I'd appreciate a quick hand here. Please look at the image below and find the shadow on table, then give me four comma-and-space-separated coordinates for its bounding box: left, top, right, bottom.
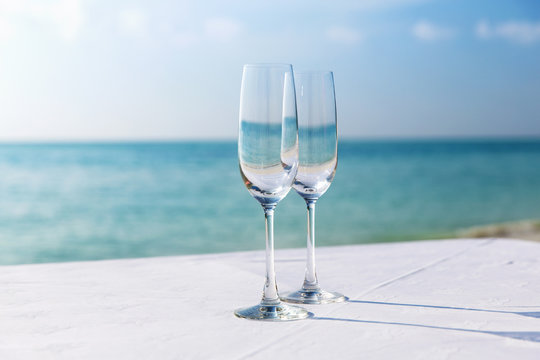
348, 300, 540, 319
313, 316, 540, 343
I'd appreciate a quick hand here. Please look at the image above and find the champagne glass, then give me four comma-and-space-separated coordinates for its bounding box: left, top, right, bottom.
281, 71, 347, 304
235, 64, 309, 321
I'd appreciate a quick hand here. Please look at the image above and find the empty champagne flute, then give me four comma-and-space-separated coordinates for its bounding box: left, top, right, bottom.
281, 71, 347, 304
235, 64, 310, 320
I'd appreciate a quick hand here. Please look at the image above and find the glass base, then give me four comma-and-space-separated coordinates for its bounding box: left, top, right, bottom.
281, 288, 348, 305
234, 301, 311, 321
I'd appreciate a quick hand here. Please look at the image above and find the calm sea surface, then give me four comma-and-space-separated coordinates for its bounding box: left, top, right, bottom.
1, 140, 539, 265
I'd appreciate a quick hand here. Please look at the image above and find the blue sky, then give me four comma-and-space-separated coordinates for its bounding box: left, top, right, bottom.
0, 0, 539, 140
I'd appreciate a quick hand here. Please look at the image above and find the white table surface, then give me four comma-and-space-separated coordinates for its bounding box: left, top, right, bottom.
1, 238, 539, 359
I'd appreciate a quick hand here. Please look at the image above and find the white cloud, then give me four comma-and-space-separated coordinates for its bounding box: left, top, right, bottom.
475, 20, 490, 39
204, 17, 241, 42
326, 26, 362, 44
118, 8, 147, 37
340, 0, 432, 11
0, 0, 84, 41
0, 17, 15, 41
51, 0, 83, 41
476, 20, 540, 45
412, 21, 455, 41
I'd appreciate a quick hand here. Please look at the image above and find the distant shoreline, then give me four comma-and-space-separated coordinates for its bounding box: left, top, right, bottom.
456, 219, 540, 242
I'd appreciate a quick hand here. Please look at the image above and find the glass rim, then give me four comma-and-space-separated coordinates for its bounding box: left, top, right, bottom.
294, 70, 334, 75
243, 63, 293, 69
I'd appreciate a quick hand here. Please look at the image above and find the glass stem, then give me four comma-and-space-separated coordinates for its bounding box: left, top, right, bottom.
303, 200, 320, 290
262, 204, 280, 304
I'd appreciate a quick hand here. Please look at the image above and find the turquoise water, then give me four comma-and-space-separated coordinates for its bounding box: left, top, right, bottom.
1, 139, 540, 265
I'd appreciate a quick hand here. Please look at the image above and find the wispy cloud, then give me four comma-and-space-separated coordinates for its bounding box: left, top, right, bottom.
326, 26, 362, 44
476, 20, 540, 45
204, 17, 242, 42
118, 8, 147, 38
412, 21, 455, 41
344, 0, 432, 11
116, 14, 241, 46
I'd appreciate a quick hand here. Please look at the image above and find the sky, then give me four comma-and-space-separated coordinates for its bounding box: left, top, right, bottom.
0, 0, 539, 140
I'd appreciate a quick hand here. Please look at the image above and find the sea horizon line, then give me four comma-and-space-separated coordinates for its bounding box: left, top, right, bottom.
1, 135, 540, 145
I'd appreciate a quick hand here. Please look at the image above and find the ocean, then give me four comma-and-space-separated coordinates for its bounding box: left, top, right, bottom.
1, 139, 539, 265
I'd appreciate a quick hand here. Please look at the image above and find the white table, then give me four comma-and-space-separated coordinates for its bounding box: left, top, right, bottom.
1, 238, 539, 359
